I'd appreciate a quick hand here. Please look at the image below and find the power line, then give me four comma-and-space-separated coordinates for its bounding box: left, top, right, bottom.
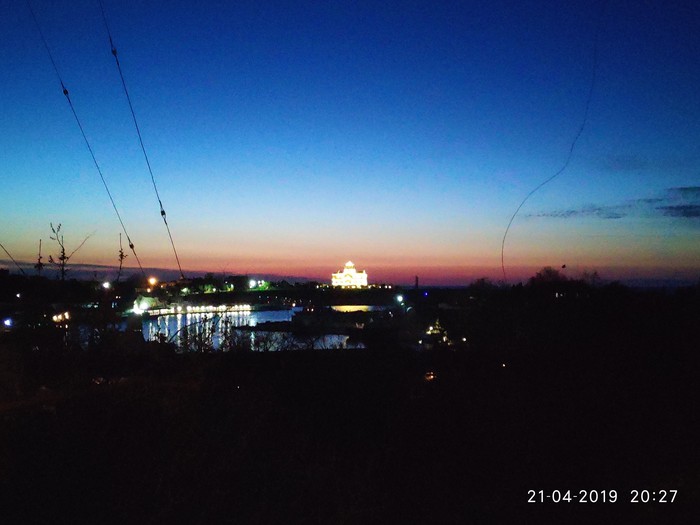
0, 242, 27, 275
25, 0, 146, 277
98, 0, 186, 280
500, 3, 607, 282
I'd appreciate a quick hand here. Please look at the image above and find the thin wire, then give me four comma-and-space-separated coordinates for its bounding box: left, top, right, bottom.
0, 242, 27, 275
500, 3, 607, 282
26, 0, 145, 277
98, 0, 186, 280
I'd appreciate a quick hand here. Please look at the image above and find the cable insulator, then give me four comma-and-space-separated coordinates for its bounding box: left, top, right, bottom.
27, 0, 146, 277
99, 0, 185, 279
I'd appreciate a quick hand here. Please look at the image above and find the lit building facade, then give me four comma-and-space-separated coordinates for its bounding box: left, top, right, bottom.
332, 261, 368, 288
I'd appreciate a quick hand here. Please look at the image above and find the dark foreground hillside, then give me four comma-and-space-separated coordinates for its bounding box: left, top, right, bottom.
1, 285, 699, 524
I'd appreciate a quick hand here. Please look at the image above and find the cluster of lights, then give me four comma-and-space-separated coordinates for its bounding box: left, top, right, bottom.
132, 301, 150, 315
136, 304, 253, 316
52, 311, 70, 323
185, 304, 252, 314
418, 335, 467, 347
141, 277, 160, 293
423, 323, 449, 344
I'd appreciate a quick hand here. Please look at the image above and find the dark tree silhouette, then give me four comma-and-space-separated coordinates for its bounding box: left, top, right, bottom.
48, 223, 91, 281
116, 233, 128, 283
34, 239, 44, 275
528, 266, 568, 285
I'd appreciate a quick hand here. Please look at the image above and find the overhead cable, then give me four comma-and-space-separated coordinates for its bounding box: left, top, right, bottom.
25, 0, 145, 277
98, 0, 186, 280
0, 242, 27, 275
500, 2, 607, 282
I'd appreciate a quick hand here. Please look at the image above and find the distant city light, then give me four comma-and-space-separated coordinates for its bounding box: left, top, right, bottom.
140, 304, 252, 317
249, 279, 257, 288
102, 282, 111, 289
3, 318, 12, 327
132, 299, 151, 315
16, 293, 20, 298
51, 311, 70, 323
331, 261, 368, 288
396, 295, 404, 303
148, 277, 158, 286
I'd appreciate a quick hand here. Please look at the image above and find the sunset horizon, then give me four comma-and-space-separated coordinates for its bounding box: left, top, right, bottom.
2, 0, 698, 286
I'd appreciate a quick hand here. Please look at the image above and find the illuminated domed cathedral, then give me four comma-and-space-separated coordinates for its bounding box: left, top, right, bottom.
331, 261, 368, 288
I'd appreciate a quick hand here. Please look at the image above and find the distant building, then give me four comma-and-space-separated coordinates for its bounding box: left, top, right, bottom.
332, 261, 368, 288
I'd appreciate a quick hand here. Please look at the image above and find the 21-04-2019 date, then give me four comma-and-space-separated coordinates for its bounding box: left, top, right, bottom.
527, 489, 678, 503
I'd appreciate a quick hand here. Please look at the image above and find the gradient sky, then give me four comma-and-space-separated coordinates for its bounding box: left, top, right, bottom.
2, 0, 699, 284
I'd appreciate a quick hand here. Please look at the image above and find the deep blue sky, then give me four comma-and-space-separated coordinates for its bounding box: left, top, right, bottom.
2, 0, 699, 283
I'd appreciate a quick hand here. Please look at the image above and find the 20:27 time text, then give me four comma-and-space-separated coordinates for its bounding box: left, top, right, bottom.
527, 489, 678, 503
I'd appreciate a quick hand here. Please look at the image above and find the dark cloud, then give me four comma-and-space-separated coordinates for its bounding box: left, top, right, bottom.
657, 205, 700, 218
530, 186, 700, 223
529, 205, 627, 220
599, 155, 697, 173
597, 210, 625, 219
530, 209, 579, 219
667, 186, 700, 198
601, 154, 648, 172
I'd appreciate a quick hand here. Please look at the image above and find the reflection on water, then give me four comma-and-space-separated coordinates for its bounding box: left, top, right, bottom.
142, 308, 364, 351
330, 305, 386, 313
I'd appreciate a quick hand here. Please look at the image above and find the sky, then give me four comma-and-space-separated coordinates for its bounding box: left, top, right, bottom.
1, 0, 699, 285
